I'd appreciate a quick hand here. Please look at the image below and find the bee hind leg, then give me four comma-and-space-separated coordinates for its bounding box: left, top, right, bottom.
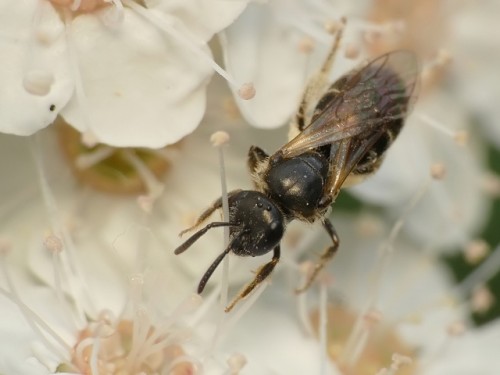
295, 218, 339, 293
292, 18, 346, 133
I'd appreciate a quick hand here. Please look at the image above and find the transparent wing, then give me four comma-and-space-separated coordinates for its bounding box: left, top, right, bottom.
326, 128, 387, 197
280, 51, 419, 158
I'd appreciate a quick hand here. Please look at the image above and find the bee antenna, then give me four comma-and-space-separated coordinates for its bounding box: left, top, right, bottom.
174, 222, 236, 255
198, 246, 232, 293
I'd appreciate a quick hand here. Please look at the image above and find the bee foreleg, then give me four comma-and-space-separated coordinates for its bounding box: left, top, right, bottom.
225, 245, 281, 312
179, 190, 241, 236
295, 218, 339, 293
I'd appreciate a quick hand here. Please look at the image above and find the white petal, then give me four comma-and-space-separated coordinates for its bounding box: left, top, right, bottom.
0, 0, 74, 135
425, 320, 500, 375
220, 287, 341, 375
60, 8, 213, 148
349, 93, 489, 249
326, 214, 470, 355
220, 3, 319, 128
450, 0, 500, 148
145, 0, 249, 41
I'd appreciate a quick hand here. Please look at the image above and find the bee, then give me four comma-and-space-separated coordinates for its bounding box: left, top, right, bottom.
174, 27, 419, 312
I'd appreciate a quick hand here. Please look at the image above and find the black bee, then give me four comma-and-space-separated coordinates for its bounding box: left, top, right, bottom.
175, 33, 419, 312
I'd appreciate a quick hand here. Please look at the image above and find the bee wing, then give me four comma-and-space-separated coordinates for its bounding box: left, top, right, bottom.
326, 127, 387, 197
280, 51, 419, 158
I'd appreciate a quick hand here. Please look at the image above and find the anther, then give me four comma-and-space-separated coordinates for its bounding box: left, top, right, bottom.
210, 131, 230, 147
23, 70, 55, 96
97, 309, 115, 326
464, 239, 490, 264
44, 234, 64, 254
471, 285, 494, 314
179, 293, 203, 314
436, 49, 452, 67
356, 213, 383, 237
420, 49, 452, 89
453, 130, 469, 146
81, 131, 99, 148
390, 353, 412, 370
324, 19, 343, 34
344, 43, 360, 59
137, 195, 154, 213
481, 172, 500, 197
446, 321, 466, 336
237, 83, 256, 100
363, 309, 382, 328
0, 238, 11, 256
430, 162, 446, 180
227, 352, 247, 374
298, 36, 315, 54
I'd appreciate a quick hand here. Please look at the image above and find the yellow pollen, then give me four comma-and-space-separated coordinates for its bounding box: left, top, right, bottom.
310, 306, 417, 375
56, 119, 173, 195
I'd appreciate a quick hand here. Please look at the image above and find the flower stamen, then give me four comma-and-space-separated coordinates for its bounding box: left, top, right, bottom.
57, 122, 171, 196
417, 113, 469, 146
31, 135, 97, 319
211, 131, 231, 307
0, 253, 72, 360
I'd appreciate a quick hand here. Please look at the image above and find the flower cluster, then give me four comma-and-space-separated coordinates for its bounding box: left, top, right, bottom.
1, 1, 499, 374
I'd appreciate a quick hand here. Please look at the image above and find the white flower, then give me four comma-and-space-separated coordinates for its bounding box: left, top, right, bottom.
0, 0, 247, 147
0, 97, 326, 373
2, 167, 500, 375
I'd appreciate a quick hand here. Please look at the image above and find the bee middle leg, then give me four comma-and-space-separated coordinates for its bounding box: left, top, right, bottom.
225, 245, 281, 312
295, 218, 339, 293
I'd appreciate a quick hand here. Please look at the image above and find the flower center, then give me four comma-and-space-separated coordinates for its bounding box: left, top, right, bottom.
55, 318, 194, 374
56, 119, 172, 195
310, 306, 417, 375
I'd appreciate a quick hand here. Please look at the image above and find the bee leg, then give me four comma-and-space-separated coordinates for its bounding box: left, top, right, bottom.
292, 17, 346, 133
295, 219, 339, 293
179, 190, 242, 236
225, 245, 281, 312
248, 145, 269, 174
